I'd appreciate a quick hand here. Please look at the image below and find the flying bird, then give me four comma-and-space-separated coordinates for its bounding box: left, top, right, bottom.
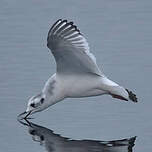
19, 19, 137, 119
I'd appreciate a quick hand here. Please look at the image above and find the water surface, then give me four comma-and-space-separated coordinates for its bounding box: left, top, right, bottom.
0, 0, 152, 151
18, 119, 136, 152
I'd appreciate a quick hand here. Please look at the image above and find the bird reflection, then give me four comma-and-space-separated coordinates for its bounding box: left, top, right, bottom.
18, 119, 136, 152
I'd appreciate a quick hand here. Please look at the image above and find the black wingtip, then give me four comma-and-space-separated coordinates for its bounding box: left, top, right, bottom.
126, 89, 138, 103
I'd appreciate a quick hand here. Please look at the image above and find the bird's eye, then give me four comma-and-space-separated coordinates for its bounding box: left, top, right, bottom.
40, 98, 44, 104
30, 103, 35, 108
30, 130, 36, 135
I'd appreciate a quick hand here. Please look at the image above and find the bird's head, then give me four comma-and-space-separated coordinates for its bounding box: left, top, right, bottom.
18, 93, 48, 119
27, 93, 46, 113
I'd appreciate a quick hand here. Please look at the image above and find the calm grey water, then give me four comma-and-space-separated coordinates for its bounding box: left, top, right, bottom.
0, 0, 152, 151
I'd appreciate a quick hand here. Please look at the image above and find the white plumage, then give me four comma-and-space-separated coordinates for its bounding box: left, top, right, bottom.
18, 19, 137, 119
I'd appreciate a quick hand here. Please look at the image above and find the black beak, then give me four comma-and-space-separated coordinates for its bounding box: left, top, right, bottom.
17, 116, 33, 127
17, 111, 32, 120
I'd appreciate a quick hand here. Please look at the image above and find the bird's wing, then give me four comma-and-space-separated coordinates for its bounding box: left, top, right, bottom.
47, 19, 103, 76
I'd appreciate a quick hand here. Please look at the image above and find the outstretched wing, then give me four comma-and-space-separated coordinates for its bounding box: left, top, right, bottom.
47, 19, 102, 76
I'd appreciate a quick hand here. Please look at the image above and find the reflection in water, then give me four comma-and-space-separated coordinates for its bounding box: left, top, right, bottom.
18, 119, 136, 152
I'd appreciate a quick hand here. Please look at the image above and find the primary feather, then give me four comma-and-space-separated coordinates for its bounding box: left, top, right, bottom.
47, 19, 102, 76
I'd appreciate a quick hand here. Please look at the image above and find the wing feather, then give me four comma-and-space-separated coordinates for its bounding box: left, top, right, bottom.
47, 19, 102, 76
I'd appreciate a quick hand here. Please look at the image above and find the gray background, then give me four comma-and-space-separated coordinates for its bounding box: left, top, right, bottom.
0, 0, 152, 151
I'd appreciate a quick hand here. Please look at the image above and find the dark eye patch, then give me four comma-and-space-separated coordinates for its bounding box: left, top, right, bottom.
29, 130, 36, 135
30, 103, 35, 108
40, 98, 44, 104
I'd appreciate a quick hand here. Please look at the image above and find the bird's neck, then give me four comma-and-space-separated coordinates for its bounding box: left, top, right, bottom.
42, 74, 65, 107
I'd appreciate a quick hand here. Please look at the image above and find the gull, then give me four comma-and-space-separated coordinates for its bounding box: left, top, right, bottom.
18, 19, 137, 119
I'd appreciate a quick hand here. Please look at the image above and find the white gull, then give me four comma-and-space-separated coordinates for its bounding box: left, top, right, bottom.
19, 19, 137, 119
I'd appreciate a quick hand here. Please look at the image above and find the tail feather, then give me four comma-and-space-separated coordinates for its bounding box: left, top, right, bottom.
125, 89, 138, 103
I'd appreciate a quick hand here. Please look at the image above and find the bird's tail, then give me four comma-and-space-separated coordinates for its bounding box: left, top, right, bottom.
108, 85, 138, 103
100, 77, 138, 102
125, 89, 138, 103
